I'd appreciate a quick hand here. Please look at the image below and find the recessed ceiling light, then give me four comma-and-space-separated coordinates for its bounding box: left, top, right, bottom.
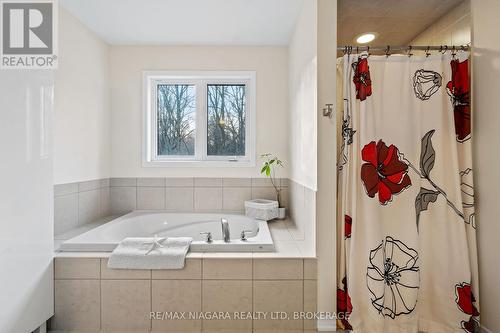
356, 33, 376, 44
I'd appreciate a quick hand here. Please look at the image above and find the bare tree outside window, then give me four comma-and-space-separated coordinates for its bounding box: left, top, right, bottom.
207, 84, 246, 156
157, 84, 196, 155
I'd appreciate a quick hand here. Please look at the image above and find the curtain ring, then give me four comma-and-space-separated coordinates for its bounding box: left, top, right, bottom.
452, 46, 457, 59
407, 45, 413, 57
443, 45, 448, 54
385, 45, 391, 58
425, 46, 431, 57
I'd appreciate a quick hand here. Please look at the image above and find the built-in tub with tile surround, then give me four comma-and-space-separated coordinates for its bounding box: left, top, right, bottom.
59, 210, 274, 252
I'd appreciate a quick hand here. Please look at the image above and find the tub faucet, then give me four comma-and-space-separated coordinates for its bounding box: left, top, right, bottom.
221, 218, 230, 243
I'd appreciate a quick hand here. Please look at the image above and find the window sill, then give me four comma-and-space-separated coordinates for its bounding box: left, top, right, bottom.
142, 159, 256, 168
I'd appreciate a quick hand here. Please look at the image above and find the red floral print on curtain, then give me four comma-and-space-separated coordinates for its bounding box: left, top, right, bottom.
353, 57, 372, 101
360, 140, 412, 205
337, 277, 353, 330
345, 215, 352, 238
455, 282, 480, 332
446, 59, 471, 142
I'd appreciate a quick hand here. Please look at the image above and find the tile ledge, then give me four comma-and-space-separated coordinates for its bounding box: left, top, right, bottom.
54, 250, 316, 259
54, 215, 119, 241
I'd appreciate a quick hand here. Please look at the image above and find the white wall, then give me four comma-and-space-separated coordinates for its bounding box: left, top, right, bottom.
288, 1, 338, 330
316, 0, 337, 330
471, 1, 500, 332
288, 0, 317, 191
0, 71, 54, 333
54, 8, 110, 184
109, 46, 288, 178
286, 0, 318, 261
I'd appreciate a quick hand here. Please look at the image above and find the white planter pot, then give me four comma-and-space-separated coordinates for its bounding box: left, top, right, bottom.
277, 207, 286, 219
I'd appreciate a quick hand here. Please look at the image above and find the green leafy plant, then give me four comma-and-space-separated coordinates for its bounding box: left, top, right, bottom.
260, 153, 284, 207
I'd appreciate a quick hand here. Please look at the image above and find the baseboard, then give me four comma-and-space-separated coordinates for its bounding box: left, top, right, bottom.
317, 319, 337, 331
315, 320, 491, 333
481, 325, 493, 333
32, 322, 46, 333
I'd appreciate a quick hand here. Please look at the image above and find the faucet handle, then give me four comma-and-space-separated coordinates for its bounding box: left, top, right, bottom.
240, 230, 253, 241
200, 232, 213, 243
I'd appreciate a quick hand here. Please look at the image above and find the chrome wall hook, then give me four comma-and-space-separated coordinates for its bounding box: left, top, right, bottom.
323, 104, 334, 118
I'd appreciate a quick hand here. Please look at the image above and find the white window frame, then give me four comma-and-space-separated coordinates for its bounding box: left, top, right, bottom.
143, 71, 256, 167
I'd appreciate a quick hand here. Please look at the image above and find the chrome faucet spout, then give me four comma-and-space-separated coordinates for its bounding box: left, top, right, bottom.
221, 218, 230, 243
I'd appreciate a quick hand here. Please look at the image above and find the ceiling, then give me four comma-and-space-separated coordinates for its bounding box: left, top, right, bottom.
338, 0, 465, 47
59, 0, 304, 45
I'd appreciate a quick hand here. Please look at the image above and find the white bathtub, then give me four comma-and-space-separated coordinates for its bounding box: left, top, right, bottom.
59, 211, 274, 252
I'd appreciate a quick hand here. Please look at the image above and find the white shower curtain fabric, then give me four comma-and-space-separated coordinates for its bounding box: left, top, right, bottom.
336, 52, 479, 333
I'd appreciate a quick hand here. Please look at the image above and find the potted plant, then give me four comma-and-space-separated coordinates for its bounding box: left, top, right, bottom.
260, 153, 286, 219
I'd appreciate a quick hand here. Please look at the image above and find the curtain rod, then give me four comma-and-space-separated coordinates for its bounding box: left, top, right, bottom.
337, 45, 469, 53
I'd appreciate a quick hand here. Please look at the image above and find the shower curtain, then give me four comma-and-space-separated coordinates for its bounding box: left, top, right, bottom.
336, 52, 479, 333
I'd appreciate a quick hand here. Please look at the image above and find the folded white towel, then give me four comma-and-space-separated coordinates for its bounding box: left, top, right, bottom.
108, 236, 193, 270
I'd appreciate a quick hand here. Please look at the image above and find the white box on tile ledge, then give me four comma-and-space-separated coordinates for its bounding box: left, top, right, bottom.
277, 207, 286, 219
245, 199, 279, 220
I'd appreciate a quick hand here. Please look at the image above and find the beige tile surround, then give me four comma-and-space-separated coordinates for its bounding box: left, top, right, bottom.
54, 179, 111, 235
107, 177, 290, 215
51, 257, 318, 333
54, 177, 292, 235
54, 177, 317, 256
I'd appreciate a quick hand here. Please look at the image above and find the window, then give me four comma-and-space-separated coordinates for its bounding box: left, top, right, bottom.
207, 84, 246, 157
156, 84, 196, 156
143, 71, 255, 166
